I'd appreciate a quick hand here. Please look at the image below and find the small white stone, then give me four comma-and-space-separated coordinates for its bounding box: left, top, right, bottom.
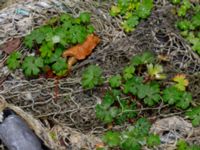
36, 2, 51, 8
52, 35, 60, 44
2, 66, 9, 75
24, 92, 33, 101
28, 53, 35, 56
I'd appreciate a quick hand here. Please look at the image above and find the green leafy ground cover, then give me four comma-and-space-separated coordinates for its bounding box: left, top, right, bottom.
101, 118, 160, 150
110, 0, 200, 57
177, 139, 200, 150
110, 0, 153, 32
6, 12, 94, 77
170, 0, 200, 55
81, 51, 200, 149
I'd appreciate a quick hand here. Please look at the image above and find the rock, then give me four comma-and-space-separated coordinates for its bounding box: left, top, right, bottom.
150, 116, 193, 144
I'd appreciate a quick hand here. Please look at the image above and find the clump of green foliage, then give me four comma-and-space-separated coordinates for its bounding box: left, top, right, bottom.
22, 56, 44, 76
95, 89, 137, 124
171, 0, 191, 16
177, 139, 200, 150
6, 12, 94, 77
171, 0, 200, 55
102, 118, 160, 150
82, 52, 193, 124
81, 51, 196, 149
186, 106, 200, 127
81, 65, 104, 89
6, 51, 21, 70
110, 0, 153, 32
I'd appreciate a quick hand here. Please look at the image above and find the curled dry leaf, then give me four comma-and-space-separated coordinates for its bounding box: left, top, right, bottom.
1, 38, 21, 54
62, 34, 100, 70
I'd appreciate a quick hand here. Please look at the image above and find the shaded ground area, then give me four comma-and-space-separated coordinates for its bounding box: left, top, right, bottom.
0, 0, 200, 149
0, 0, 19, 9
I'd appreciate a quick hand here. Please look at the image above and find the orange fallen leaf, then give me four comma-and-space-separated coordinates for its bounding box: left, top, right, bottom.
62, 34, 100, 70
95, 142, 105, 149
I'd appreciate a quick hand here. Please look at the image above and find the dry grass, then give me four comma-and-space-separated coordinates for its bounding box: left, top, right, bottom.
0, 0, 22, 10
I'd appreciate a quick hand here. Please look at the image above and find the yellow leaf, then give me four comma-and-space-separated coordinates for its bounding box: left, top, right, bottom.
172, 74, 189, 91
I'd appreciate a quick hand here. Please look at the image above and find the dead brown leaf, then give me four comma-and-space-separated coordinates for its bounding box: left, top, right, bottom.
0, 38, 21, 54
